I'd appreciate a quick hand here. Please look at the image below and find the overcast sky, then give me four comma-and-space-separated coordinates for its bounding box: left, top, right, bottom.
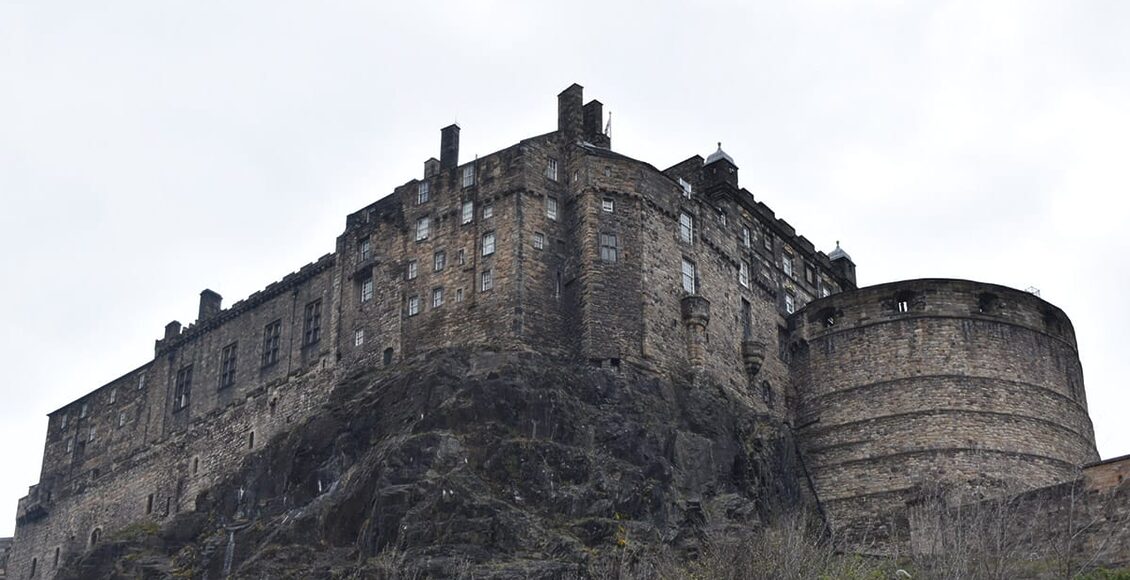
2, 1, 1128, 537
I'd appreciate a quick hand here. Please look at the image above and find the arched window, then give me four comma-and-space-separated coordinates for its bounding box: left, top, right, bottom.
90, 527, 102, 546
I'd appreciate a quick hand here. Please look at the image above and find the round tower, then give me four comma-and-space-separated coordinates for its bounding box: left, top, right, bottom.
790, 279, 1098, 547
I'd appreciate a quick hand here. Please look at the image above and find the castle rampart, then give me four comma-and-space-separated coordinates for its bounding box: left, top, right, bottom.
790, 279, 1098, 545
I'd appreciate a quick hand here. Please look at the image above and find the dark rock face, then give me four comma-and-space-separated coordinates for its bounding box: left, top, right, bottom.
57, 350, 807, 578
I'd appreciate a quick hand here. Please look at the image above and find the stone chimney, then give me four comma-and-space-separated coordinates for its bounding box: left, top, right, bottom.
198, 289, 222, 322
440, 124, 460, 170
558, 84, 584, 142
164, 320, 182, 340
424, 157, 440, 178
583, 100, 610, 148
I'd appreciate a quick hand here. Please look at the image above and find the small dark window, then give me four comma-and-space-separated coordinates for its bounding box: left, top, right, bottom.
761, 380, 774, 406
30, 557, 37, 577
304, 300, 322, 346
262, 320, 282, 367
248, 431, 255, 449
741, 298, 752, 339
193, 457, 199, 474
174, 365, 193, 411
894, 291, 915, 314
978, 293, 999, 314
146, 494, 154, 514
383, 347, 393, 366
53, 547, 60, 568
219, 342, 237, 390
90, 528, 101, 546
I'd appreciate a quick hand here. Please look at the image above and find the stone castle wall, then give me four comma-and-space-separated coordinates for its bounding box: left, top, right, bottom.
7, 85, 1104, 578
791, 279, 1099, 545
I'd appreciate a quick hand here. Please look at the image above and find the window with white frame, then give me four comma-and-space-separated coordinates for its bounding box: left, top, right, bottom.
434, 251, 445, 272
455, 288, 464, 302
483, 203, 493, 219
462, 201, 474, 224
681, 259, 696, 294
360, 278, 374, 303
602, 198, 614, 213
415, 217, 430, 241
599, 233, 618, 262
417, 181, 429, 204
742, 226, 751, 248
353, 328, 365, 346
546, 197, 558, 220
408, 295, 420, 316
407, 260, 418, 280
678, 178, 692, 198
782, 254, 794, 278
679, 212, 694, 243
547, 158, 558, 181
718, 210, 727, 226
481, 269, 493, 292
533, 232, 545, 250
740, 260, 750, 288
482, 232, 495, 256
462, 165, 475, 187
785, 292, 796, 314
432, 287, 444, 308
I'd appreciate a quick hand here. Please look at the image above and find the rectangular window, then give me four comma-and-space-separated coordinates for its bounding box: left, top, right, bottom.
434, 251, 446, 272
359, 238, 371, 261
805, 264, 817, 285
174, 365, 193, 410
138, 373, 146, 390
80, 403, 87, 418
681, 259, 696, 294
417, 181, 429, 204
408, 295, 420, 316
785, 293, 796, 314
415, 217, 430, 241
109, 389, 116, 404
602, 198, 614, 213
60, 414, 68, 430
432, 287, 444, 308
741, 298, 752, 338
678, 177, 693, 198
481, 269, 493, 292
407, 260, 418, 280
303, 299, 322, 346
782, 254, 794, 278
89, 427, 96, 442
353, 328, 365, 346
455, 288, 464, 302
457, 248, 465, 265
547, 158, 558, 181
219, 342, 237, 390
462, 201, 474, 224
718, 210, 727, 226
679, 212, 694, 243
482, 204, 493, 219
546, 197, 558, 221
482, 231, 495, 256
599, 233, 618, 263
740, 260, 750, 288
360, 277, 374, 302
533, 232, 545, 250
262, 320, 281, 367
742, 226, 751, 248
118, 412, 127, 428
462, 165, 475, 187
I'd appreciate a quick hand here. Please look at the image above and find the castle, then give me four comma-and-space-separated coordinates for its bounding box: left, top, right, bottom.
7, 84, 1118, 577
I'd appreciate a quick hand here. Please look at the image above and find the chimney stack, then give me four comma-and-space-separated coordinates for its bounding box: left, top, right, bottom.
198, 289, 222, 322
164, 320, 182, 340
440, 124, 460, 170
583, 99, 610, 148
558, 84, 584, 142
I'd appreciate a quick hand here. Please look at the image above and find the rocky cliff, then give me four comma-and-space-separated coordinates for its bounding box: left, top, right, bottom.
56, 349, 808, 579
